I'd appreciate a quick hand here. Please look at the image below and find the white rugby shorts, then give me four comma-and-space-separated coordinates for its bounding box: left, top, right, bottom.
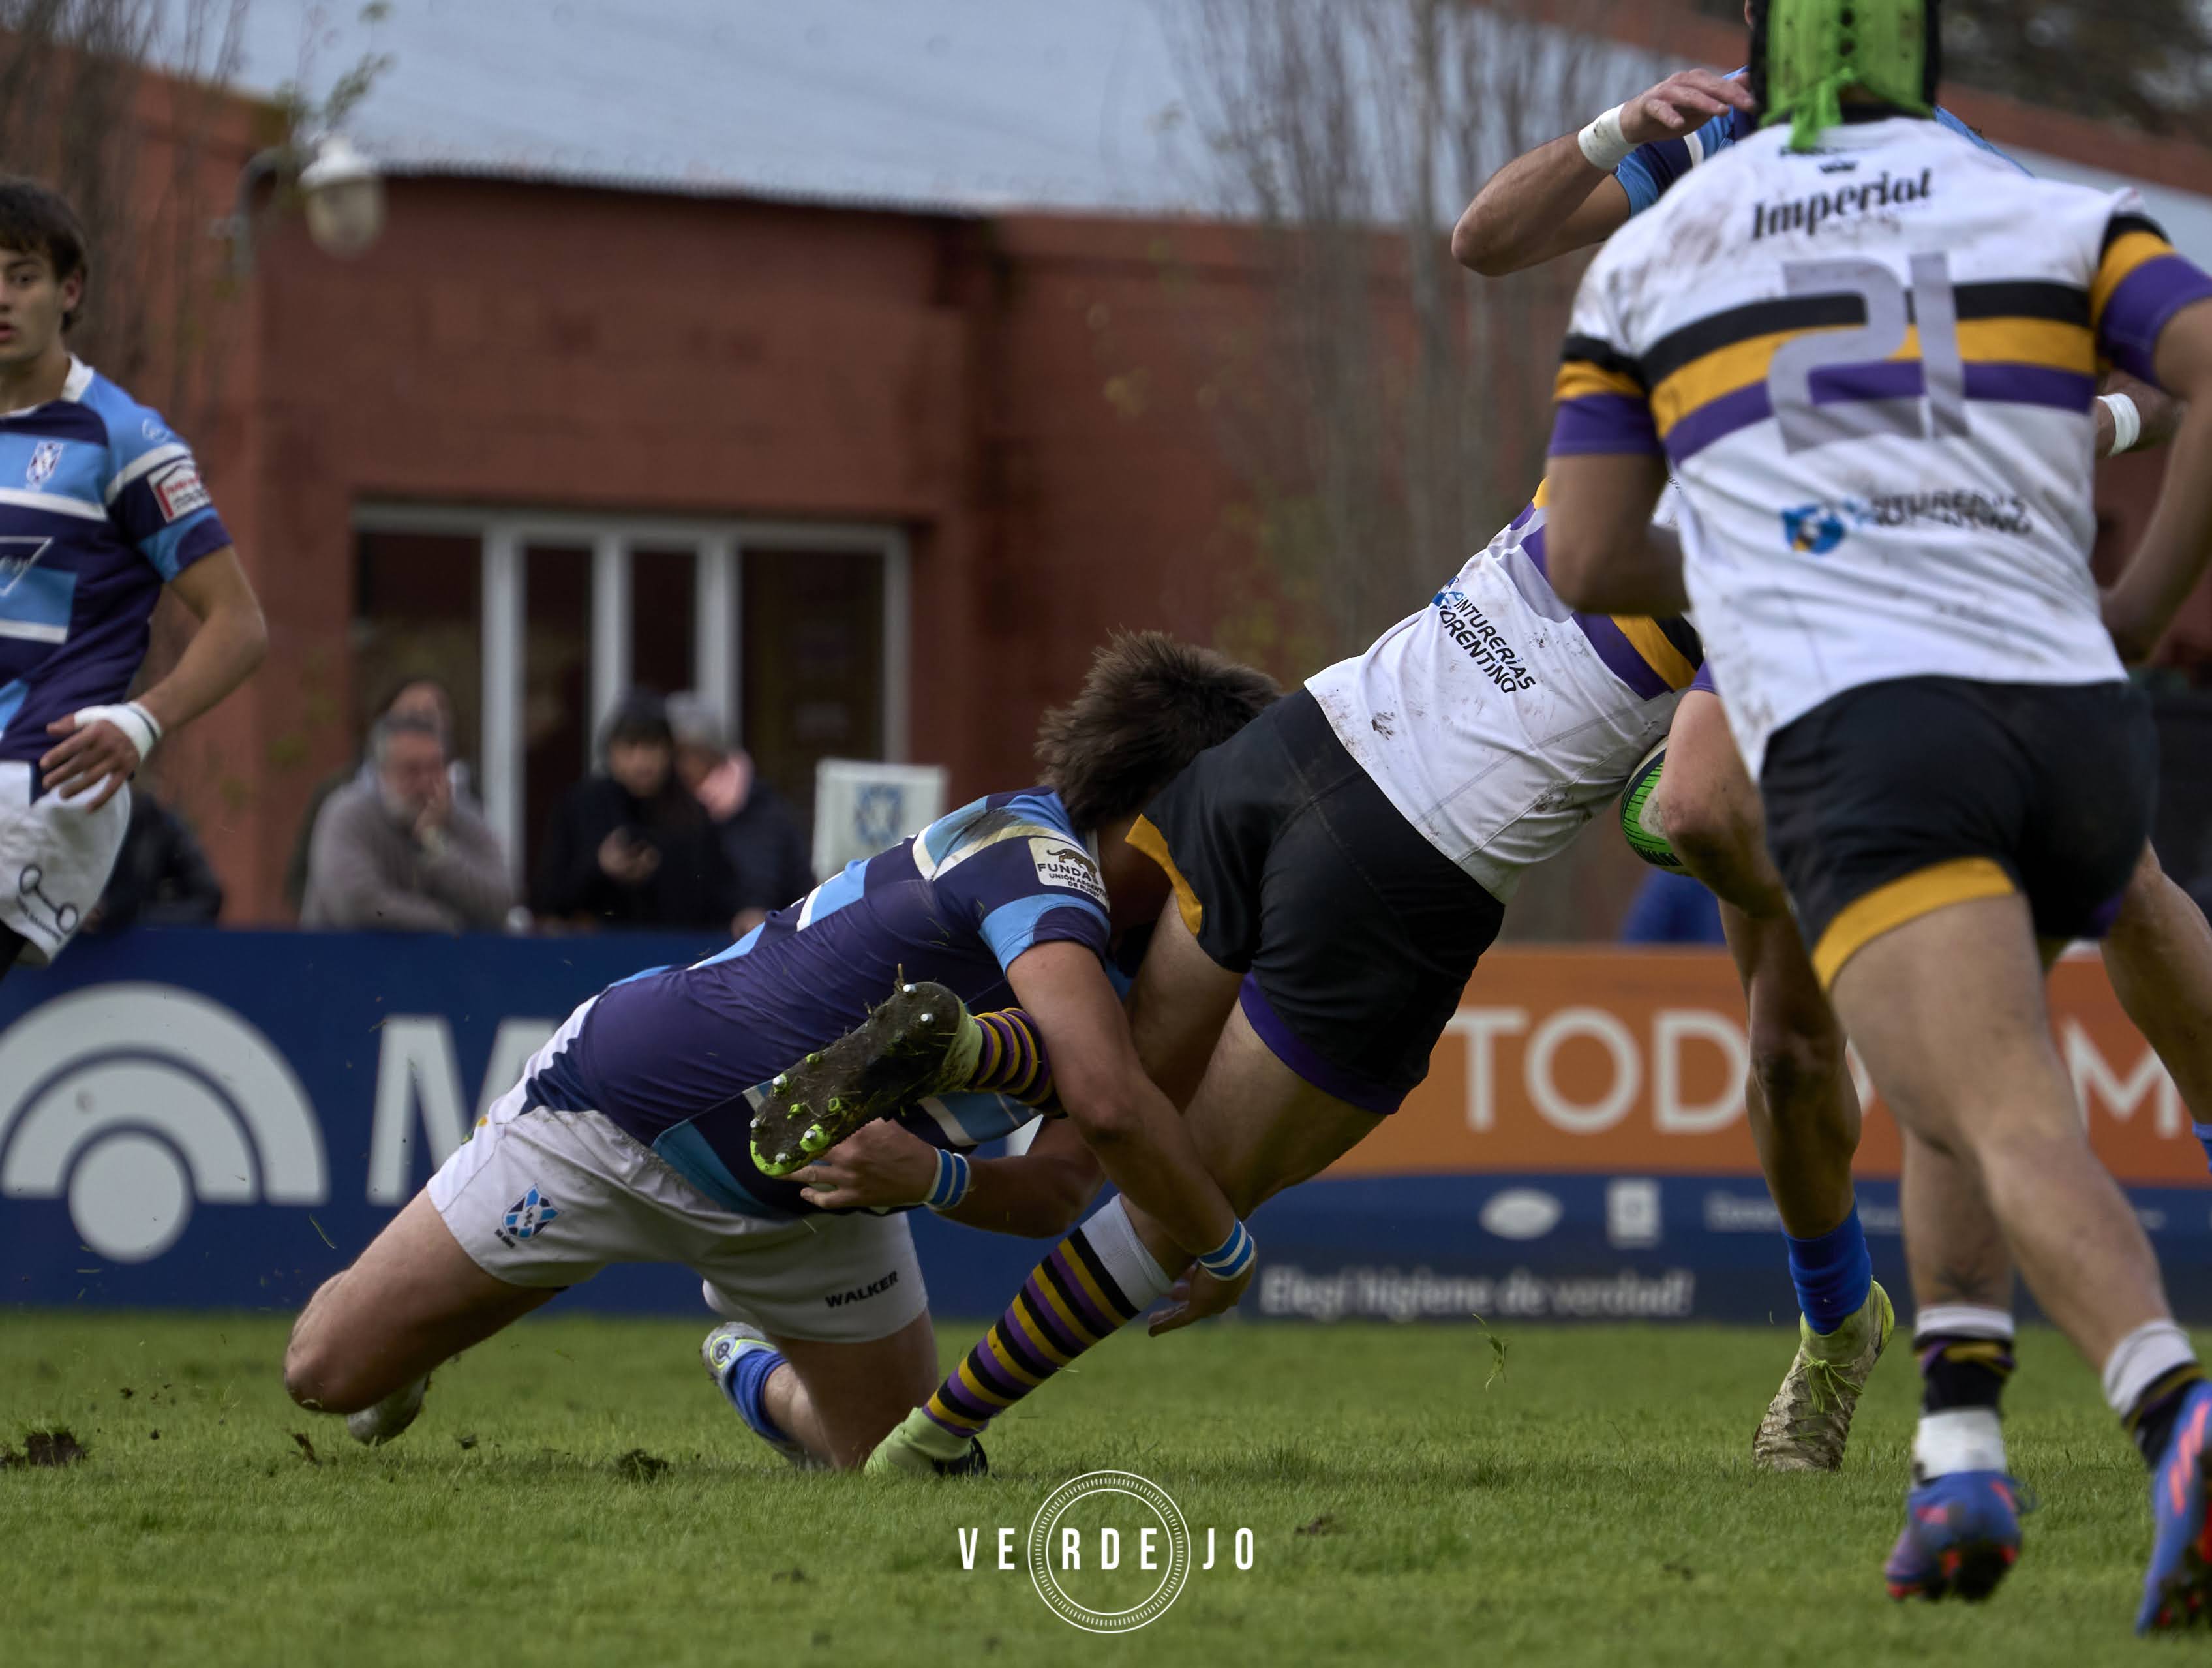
0, 761, 129, 967
427, 1079, 928, 1346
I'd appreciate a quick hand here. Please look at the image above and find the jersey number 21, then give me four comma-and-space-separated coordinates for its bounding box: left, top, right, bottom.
1768, 255, 1968, 453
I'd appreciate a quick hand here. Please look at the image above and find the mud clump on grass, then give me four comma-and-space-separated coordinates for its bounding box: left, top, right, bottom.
615, 1448, 671, 1483
1, 1429, 89, 1468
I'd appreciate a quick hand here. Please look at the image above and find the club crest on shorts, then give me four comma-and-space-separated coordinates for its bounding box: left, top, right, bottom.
23, 440, 61, 488
497, 1186, 559, 1246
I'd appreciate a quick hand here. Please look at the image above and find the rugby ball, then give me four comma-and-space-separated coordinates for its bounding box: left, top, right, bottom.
1618, 741, 1683, 870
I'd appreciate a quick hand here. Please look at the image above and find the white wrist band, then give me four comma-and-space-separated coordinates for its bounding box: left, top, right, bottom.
1577, 104, 1633, 172
2099, 392, 2143, 456
71, 700, 162, 765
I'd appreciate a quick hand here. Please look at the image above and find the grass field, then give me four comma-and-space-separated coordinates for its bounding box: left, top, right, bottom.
0, 1311, 2195, 1667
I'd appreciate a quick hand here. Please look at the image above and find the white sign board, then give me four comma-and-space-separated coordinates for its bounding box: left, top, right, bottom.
812, 759, 949, 879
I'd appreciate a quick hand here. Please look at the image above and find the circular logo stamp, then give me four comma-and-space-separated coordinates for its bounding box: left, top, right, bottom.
1026, 1470, 1192, 1633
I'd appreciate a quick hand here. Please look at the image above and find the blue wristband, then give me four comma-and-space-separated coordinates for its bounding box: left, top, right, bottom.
1196, 1219, 1255, 1281
926, 1149, 972, 1213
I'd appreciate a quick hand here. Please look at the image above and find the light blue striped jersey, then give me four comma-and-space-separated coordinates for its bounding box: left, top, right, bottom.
0, 357, 232, 768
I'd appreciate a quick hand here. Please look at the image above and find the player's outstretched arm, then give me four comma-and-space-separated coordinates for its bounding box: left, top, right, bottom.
1449, 69, 1751, 276
40, 547, 267, 806
796, 1117, 1102, 1238
1005, 939, 1241, 1266
2104, 299, 2212, 662
1542, 451, 1683, 616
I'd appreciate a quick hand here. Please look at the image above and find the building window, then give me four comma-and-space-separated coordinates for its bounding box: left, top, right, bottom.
348, 508, 909, 885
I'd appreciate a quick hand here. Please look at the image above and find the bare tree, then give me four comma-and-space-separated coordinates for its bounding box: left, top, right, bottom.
1166, 0, 1661, 671
0, 1, 252, 434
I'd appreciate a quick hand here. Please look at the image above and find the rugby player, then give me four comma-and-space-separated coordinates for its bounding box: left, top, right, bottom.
280, 635, 1277, 1470
1538, 0, 2212, 1626
0, 178, 265, 975
853, 498, 1713, 1473
1453, 15, 2212, 1475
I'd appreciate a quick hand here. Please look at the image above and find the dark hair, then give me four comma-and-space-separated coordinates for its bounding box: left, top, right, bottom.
600, 689, 674, 756
0, 177, 88, 331
370, 711, 447, 765
1747, 0, 1941, 123
1036, 631, 1279, 832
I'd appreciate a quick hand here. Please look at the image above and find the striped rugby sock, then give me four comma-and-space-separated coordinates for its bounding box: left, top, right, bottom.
967, 1008, 1057, 1107
924, 1197, 1170, 1439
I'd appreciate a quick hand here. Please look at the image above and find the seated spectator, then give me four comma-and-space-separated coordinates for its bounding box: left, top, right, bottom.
667, 691, 814, 933
531, 691, 739, 932
284, 678, 477, 915
84, 787, 225, 933
1619, 869, 1725, 945
301, 712, 513, 932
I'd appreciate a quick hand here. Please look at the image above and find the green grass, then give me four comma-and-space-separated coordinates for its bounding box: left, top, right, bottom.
0, 1311, 2192, 1666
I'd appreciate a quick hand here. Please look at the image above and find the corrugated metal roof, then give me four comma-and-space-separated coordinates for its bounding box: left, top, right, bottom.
232, 0, 1209, 215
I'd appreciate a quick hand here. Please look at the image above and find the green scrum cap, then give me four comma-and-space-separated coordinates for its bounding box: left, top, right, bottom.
1753, 0, 1937, 152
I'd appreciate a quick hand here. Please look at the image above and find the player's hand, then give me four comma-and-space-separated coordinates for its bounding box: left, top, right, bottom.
1147, 1262, 1253, 1336
414, 771, 453, 842
39, 715, 137, 809
598, 829, 659, 885
796, 1119, 937, 1210
1618, 69, 1753, 146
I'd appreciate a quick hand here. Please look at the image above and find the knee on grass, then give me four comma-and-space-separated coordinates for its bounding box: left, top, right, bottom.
282, 1324, 384, 1415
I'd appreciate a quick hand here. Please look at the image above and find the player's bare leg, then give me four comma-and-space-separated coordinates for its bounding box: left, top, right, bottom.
1124, 903, 1247, 1110
2104, 842, 2212, 1135
706, 1312, 943, 1470
1654, 690, 1889, 1468
284, 1190, 557, 1437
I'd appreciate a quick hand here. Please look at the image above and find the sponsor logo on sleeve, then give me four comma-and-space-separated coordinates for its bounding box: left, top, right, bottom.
1029, 837, 1108, 905
149, 457, 211, 523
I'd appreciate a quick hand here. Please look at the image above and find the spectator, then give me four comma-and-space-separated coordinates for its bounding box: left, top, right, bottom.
1619, 869, 1725, 945
532, 691, 740, 932
301, 712, 513, 932
667, 691, 813, 932
284, 678, 476, 914
84, 787, 225, 933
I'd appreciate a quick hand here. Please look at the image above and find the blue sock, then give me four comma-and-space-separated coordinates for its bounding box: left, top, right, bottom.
1785, 1202, 1873, 1335
721, 1342, 795, 1447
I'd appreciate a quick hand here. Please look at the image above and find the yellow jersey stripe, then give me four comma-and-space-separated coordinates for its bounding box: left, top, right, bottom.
1812, 857, 2017, 989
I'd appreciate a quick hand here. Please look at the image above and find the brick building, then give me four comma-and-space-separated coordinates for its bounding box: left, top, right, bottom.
99, 0, 2212, 922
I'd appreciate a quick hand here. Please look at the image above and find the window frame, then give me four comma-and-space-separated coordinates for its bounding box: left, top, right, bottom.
351, 503, 911, 886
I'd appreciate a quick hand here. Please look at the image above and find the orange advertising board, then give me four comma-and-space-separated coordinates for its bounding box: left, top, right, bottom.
1335, 948, 2209, 1187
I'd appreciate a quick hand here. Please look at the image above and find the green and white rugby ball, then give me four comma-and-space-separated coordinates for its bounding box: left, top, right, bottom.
1618, 740, 1682, 870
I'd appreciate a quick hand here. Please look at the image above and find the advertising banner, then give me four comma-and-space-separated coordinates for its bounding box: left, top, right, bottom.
2, 932, 2205, 1324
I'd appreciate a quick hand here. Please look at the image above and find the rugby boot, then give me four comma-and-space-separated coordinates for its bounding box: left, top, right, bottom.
750, 980, 980, 1177
1884, 1470, 2025, 1602
1753, 1280, 1894, 1471
702, 1321, 825, 1470
2139, 1380, 2212, 1633
864, 1405, 990, 1478
345, 1374, 429, 1446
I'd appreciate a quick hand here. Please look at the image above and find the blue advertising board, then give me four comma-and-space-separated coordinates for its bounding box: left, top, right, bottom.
4, 930, 2209, 1327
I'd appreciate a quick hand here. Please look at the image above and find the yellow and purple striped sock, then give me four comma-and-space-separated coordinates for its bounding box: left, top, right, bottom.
922, 1200, 1166, 1438
967, 1008, 1055, 1108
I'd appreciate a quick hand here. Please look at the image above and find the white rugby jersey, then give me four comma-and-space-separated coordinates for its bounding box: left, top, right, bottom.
1552, 114, 2212, 773
1306, 483, 1699, 899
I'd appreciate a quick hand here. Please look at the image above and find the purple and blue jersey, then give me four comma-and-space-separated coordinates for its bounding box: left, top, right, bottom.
0, 358, 232, 768
526, 788, 1113, 1219
1615, 97, 2017, 219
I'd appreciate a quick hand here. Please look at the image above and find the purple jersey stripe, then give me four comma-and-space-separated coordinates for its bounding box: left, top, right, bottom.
1573, 610, 1674, 701
1549, 393, 1662, 456
1963, 363, 2097, 411
1663, 382, 1773, 463
1237, 974, 1406, 1115
1811, 359, 1924, 402
2098, 255, 2212, 383
1507, 496, 1539, 532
